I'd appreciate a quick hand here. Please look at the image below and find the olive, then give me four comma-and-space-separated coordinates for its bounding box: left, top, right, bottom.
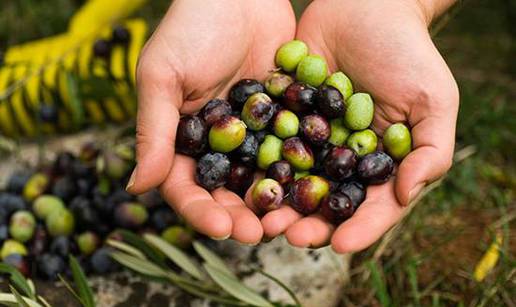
287, 176, 330, 215
281, 137, 314, 171
252, 178, 284, 212
176, 115, 208, 157
209, 115, 246, 152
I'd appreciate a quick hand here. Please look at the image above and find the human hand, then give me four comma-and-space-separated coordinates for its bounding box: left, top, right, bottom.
260, 0, 459, 252
126, 0, 296, 244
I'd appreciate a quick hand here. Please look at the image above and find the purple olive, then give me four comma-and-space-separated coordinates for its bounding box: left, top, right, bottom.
283, 82, 317, 113
225, 163, 254, 197
300, 114, 331, 145
287, 175, 330, 215
324, 146, 357, 180
357, 152, 394, 184
228, 79, 265, 109
320, 192, 354, 224
265, 160, 294, 187
315, 85, 345, 118
338, 181, 366, 209
199, 98, 232, 126
176, 115, 208, 157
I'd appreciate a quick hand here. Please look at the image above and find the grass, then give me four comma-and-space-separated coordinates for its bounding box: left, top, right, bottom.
0, 0, 514, 306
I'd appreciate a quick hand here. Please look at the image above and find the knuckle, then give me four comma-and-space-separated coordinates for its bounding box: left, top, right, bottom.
136, 51, 181, 90
406, 74, 459, 112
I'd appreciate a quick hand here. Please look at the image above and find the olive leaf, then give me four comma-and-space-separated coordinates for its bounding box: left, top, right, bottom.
0, 293, 42, 307
203, 263, 274, 307
118, 230, 167, 267
193, 241, 236, 278
106, 239, 146, 260
37, 296, 52, 307
10, 285, 30, 307
111, 251, 168, 278
69, 255, 95, 307
58, 275, 87, 307
255, 269, 301, 307
143, 234, 204, 281
0, 263, 35, 299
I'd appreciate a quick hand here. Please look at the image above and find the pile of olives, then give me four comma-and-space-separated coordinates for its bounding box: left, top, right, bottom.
177, 40, 412, 224
0, 143, 193, 280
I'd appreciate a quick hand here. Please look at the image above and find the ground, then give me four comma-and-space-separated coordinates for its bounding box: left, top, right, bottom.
0, 0, 514, 306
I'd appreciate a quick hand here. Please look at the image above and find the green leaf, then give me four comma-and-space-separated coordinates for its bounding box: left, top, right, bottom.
37, 296, 52, 307
57, 274, 86, 307
203, 263, 274, 307
107, 239, 146, 259
255, 269, 301, 307
10, 286, 30, 307
69, 255, 95, 307
144, 234, 204, 280
111, 252, 168, 278
165, 279, 245, 306
119, 230, 167, 267
367, 260, 391, 307
193, 241, 235, 278
0, 263, 35, 299
0, 293, 43, 307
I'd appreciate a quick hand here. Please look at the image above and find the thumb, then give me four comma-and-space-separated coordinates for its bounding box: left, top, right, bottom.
395, 97, 458, 206
126, 59, 183, 194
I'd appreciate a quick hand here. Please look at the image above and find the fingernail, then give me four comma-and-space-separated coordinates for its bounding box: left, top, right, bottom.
210, 234, 230, 241
125, 167, 137, 191
408, 183, 425, 205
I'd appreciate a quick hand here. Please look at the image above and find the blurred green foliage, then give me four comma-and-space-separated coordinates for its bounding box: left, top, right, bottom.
0, 0, 514, 306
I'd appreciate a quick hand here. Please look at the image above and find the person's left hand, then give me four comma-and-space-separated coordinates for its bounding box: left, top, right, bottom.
256, 0, 459, 253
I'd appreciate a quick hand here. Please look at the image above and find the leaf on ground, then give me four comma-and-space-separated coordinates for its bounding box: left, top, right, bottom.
144, 234, 204, 281
204, 263, 274, 307
193, 241, 235, 278
473, 233, 503, 282
69, 255, 95, 307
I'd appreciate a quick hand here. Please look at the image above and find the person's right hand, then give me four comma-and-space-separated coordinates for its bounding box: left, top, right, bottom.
126, 0, 296, 244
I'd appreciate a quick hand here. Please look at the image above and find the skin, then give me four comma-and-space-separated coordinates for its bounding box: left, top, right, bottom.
126, 0, 296, 244
264, 0, 459, 253
129, 0, 459, 253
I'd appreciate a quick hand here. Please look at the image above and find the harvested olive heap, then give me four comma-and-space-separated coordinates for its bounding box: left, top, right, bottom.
0, 143, 194, 279
178, 40, 412, 223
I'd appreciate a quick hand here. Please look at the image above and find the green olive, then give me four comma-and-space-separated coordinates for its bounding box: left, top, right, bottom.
344, 93, 374, 130
296, 55, 328, 87
273, 109, 299, 139
275, 40, 308, 72
383, 123, 412, 160
257, 135, 283, 170
329, 118, 351, 146
324, 72, 353, 100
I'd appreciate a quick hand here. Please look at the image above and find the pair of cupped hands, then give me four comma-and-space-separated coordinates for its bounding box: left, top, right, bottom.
126, 0, 459, 253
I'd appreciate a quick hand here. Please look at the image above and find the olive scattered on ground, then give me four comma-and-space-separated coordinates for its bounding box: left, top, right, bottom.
0, 143, 200, 279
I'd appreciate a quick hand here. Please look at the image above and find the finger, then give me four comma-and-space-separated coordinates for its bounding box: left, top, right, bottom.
260, 206, 303, 238
331, 180, 405, 253
284, 214, 334, 248
126, 50, 183, 195
396, 99, 458, 205
160, 155, 232, 239
212, 188, 263, 245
